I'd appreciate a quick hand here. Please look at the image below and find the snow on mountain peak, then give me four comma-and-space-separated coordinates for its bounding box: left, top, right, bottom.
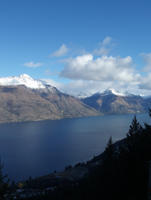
19, 74, 32, 79
100, 89, 127, 96
0, 74, 46, 89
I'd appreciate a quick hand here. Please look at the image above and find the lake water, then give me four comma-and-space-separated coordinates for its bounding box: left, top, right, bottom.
0, 113, 150, 181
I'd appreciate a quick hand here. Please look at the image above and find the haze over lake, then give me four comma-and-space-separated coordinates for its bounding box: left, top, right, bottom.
0, 114, 150, 181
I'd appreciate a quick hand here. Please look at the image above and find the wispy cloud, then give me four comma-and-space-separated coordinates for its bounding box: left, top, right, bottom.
41, 78, 62, 89
94, 36, 113, 56
102, 36, 112, 45
51, 44, 68, 57
141, 53, 151, 71
139, 73, 151, 90
24, 61, 43, 68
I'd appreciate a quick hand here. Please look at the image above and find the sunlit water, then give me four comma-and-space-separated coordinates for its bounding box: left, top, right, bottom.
0, 113, 150, 181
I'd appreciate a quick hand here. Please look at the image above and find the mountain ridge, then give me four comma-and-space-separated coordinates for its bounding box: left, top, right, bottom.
0, 74, 47, 89
82, 90, 151, 114
0, 74, 150, 123
0, 84, 100, 123
0, 74, 150, 98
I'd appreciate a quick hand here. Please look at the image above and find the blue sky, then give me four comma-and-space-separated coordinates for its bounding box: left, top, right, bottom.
1, 0, 151, 95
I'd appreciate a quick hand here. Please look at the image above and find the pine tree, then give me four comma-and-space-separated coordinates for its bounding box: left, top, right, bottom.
144, 109, 151, 130
126, 116, 143, 154
127, 115, 142, 137
104, 136, 114, 160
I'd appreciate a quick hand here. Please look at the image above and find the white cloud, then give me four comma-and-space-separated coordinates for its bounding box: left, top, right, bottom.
102, 36, 112, 46
141, 53, 151, 71
24, 61, 43, 68
55, 79, 146, 97
51, 44, 68, 57
60, 80, 113, 96
40, 74, 151, 97
42, 39, 151, 96
41, 78, 62, 89
57, 46, 148, 96
94, 36, 112, 56
94, 47, 110, 56
139, 73, 151, 90
60, 54, 139, 83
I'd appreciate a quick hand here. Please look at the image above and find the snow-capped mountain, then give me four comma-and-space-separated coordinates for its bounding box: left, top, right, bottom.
0, 75, 146, 98
82, 89, 151, 114
92, 89, 140, 98
0, 74, 150, 122
0, 74, 99, 123
98, 89, 129, 97
76, 89, 142, 99
0, 74, 46, 89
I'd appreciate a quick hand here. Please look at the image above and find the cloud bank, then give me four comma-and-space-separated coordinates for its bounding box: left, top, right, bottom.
44, 37, 151, 96
60, 54, 139, 83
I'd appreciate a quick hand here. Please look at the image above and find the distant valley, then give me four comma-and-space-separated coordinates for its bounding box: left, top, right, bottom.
0, 74, 150, 123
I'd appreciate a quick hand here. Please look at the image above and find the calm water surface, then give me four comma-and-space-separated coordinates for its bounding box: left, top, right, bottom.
0, 114, 150, 181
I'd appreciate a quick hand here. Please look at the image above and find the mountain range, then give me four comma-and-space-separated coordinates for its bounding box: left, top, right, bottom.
82, 89, 151, 114
0, 74, 99, 123
0, 74, 150, 123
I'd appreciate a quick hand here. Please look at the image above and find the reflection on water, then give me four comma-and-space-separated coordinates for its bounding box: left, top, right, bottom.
0, 113, 149, 181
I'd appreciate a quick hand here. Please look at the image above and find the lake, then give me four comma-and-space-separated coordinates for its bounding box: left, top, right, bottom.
0, 113, 150, 181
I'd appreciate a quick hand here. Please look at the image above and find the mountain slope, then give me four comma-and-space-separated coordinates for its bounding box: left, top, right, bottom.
0, 85, 100, 123
0, 74, 151, 122
82, 89, 150, 114
0, 74, 101, 123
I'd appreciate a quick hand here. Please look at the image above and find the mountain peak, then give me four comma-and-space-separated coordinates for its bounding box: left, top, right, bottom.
19, 74, 32, 79
102, 89, 126, 96
0, 74, 46, 89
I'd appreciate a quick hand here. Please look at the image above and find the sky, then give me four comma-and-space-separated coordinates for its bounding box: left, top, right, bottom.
1, 0, 151, 96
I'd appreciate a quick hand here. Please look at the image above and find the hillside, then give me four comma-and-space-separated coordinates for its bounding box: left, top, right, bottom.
0, 85, 99, 123
0, 75, 151, 123
82, 89, 151, 114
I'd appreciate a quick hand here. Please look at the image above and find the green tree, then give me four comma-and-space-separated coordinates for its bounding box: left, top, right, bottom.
127, 115, 142, 137
103, 136, 115, 163
105, 137, 114, 157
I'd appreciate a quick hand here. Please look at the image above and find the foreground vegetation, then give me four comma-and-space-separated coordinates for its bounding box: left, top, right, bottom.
1, 112, 151, 199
